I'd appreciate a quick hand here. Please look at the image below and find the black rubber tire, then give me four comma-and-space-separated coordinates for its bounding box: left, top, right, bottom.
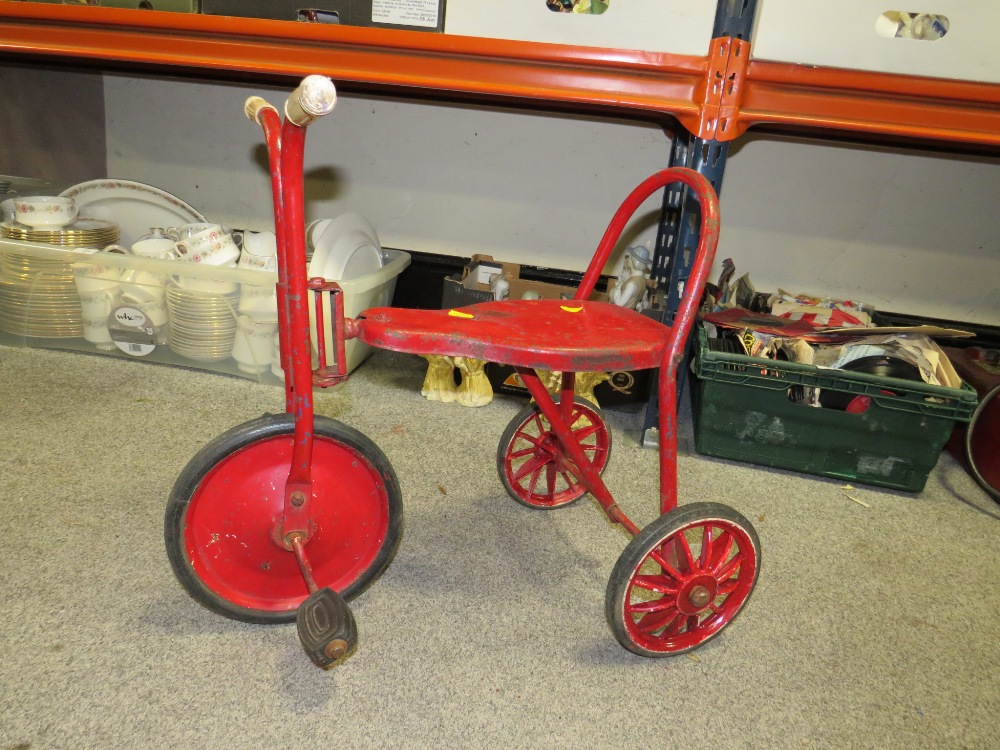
496, 394, 612, 509
165, 413, 402, 624
606, 502, 760, 657
965, 384, 1000, 504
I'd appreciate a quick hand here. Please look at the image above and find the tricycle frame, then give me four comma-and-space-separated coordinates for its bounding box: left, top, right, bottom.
166, 76, 760, 667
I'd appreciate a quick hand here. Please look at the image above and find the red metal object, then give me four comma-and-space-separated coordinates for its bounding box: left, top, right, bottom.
618, 513, 759, 653
498, 396, 611, 509
229, 76, 758, 664
261, 157, 721, 544
943, 347, 1000, 501
354, 166, 719, 526
179, 423, 397, 613
308, 277, 350, 388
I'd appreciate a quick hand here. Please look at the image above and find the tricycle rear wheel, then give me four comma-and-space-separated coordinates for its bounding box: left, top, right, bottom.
606, 503, 759, 656
165, 413, 402, 624
496, 395, 611, 509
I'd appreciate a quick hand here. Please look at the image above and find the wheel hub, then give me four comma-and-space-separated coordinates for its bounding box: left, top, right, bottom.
676, 573, 718, 615
535, 434, 557, 459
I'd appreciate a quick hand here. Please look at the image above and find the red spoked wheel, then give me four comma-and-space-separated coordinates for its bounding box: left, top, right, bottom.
606, 503, 760, 656
165, 413, 402, 624
496, 395, 611, 509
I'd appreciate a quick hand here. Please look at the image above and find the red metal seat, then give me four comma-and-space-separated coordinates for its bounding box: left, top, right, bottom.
355, 298, 669, 373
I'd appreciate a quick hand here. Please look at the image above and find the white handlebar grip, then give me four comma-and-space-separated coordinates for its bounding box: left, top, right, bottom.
244, 96, 278, 124
284, 76, 337, 127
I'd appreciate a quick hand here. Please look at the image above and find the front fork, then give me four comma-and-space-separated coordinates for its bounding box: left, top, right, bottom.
246, 81, 340, 546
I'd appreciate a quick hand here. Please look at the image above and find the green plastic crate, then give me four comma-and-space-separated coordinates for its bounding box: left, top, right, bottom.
690, 327, 978, 492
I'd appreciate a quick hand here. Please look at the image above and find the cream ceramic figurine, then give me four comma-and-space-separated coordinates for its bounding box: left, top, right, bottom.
419, 354, 458, 403
454, 356, 493, 407
609, 245, 653, 311
536, 368, 608, 408
574, 371, 611, 406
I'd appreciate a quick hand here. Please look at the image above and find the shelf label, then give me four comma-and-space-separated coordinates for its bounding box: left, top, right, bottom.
372, 0, 440, 28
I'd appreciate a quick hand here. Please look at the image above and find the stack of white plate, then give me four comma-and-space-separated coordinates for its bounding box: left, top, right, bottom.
0, 253, 83, 338
0, 219, 122, 339
1, 218, 119, 248
165, 284, 240, 362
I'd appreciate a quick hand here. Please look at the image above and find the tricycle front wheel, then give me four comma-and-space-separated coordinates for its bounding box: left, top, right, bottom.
165, 413, 402, 624
606, 503, 760, 656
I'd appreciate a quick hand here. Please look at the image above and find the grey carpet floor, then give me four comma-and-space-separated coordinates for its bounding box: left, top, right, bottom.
1, 344, 998, 749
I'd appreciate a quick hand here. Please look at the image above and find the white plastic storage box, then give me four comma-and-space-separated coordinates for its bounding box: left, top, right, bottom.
444, 0, 715, 57
0, 239, 409, 383
311, 248, 411, 375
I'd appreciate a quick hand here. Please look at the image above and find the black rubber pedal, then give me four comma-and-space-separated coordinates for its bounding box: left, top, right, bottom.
296, 587, 358, 668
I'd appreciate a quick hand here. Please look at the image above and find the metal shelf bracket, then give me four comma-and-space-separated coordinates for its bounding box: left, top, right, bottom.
698, 36, 751, 143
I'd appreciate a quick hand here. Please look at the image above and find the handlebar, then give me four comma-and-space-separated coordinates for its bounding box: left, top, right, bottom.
284, 75, 337, 127
244, 75, 337, 128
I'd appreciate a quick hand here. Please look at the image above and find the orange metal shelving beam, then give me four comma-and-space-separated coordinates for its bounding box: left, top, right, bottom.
0, 2, 998, 148
0, 2, 707, 132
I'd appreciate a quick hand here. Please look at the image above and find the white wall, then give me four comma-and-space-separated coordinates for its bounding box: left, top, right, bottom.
103, 74, 668, 274
104, 74, 1000, 325
720, 135, 1000, 325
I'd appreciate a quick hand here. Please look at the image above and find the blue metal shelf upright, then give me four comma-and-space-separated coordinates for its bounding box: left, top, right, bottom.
641, 0, 759, 447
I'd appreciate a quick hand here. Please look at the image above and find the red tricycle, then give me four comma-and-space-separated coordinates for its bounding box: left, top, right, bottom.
165, 76, 760, 668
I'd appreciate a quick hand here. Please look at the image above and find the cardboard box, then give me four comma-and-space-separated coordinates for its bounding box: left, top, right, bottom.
441, 255, 650, 409
441, 253, 607, 307
444, 0, 714, 58
486, 362, 650, 411
29, 0, 200, 10
202, 0, 445, 32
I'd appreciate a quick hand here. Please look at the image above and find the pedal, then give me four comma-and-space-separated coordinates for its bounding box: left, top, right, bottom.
296, 586, 358, 668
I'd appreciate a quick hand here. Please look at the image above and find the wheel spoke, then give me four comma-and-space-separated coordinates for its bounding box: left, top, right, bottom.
629, 597, 674, 614
699, 524, 713, 568
545, 461, 557, 498
714, 550, 744, 581
558, 468, 579, 490
631, 574, 678, 595
512, 428, 545, 449
649, 548, 686, 582
509, 444, 538, 460
525, 464, 544, 498
512, 453, 549, 484
634, 607, 679, 634
676, 533, 697, 573
707, 530, 735, 571
662, 612, 686, 636
571, 421, 600, 442
716, 579, 739, 596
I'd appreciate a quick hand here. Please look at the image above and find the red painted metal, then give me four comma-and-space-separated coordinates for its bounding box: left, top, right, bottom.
356, 299, 670, 373
498, 396, 611, 508
356, 164, 719, 526
308, 277, 350, 388
181, 430, 395, 614
516, 367, 641, 537
191, 76, 740, 662
254, 104, 318, 543
622, 516, 758, 653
